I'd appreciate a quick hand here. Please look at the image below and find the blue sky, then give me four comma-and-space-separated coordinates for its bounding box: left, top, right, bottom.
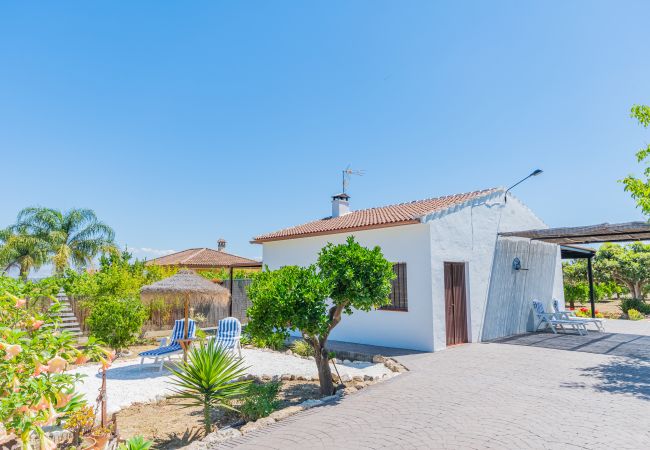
1, 1, 649, 263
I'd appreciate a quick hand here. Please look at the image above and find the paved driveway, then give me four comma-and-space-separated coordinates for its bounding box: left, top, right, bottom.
217, 321, 650, 449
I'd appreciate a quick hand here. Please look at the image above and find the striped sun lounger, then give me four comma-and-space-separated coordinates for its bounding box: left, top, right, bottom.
139, 319, 196, 371
209, 317, 242, 358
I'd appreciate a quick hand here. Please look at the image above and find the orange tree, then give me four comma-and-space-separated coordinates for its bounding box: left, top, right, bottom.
622, 104, 650, 214
247, 237, 394, 395
0, 284, 109, 450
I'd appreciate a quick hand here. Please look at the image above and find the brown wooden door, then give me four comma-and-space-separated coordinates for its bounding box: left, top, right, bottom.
444, 262, 468, 346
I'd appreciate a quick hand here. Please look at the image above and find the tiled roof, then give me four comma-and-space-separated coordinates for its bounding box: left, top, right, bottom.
253, 188, 501, 243
146, 248, 261, 268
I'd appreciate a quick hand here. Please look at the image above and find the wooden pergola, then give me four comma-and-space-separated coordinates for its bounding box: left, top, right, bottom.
500, 221, 650, 318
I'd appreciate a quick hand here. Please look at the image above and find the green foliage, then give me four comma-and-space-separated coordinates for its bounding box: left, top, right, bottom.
562, 260, 625, 306
594, 242, 650, 299
247, 265, 332, 341
198, 269, 254, 281
0, 228, 50, 280
252, 334, 286, 351
238, 381, 281, 422
118, 435, 153, 450
12, 207, 116, 274
63, 249, 175, 301
0, 284, 106, 449
64, 405, 95, 445
621, 104, 650, 216
247, 237, 395, 395
620, 298, 650, 315
86, 297, 147, 352
318, 236, 395, 315
169, 342, 251, 434
563, 283, 589, 305
627, 309, 645, 320
290, 339, 314, 357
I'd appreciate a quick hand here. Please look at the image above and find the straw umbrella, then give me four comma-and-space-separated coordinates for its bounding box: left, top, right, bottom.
140, 269, 230, 360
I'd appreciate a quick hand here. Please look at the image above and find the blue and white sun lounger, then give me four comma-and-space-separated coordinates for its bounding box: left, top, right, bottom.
139, 319, 196, 371
209, 317, 242, 358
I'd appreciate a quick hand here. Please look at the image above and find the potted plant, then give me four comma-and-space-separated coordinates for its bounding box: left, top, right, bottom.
90, 424, 115, 450
64, 405, 96, 449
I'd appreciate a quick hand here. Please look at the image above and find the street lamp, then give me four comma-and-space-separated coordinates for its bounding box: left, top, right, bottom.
504, 169, 543, 202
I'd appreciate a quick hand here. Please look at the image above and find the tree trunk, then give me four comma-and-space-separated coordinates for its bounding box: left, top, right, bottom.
313, 343, 335, 396
203, 401, 212, 434
569, 298, 575, 309
19, 263, 29, 281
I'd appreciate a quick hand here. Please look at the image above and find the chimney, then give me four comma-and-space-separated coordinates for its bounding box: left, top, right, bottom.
217, 238, 226, 252
331, 193, 351, 218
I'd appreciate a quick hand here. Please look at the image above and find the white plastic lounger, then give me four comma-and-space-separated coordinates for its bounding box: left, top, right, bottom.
532, 300, 588, 336
552, 299, 605, 332
139, 319, 196, 371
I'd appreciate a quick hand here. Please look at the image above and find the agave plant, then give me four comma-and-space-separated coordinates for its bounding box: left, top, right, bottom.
168, 342, 251, 434
118, 435, 153, 450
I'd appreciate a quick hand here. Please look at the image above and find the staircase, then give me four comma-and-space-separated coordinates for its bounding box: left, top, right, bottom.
55, 289, 83, 338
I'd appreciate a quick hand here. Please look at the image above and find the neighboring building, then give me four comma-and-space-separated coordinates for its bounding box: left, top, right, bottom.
146, 240, 262, 273
252, 188, 564, 352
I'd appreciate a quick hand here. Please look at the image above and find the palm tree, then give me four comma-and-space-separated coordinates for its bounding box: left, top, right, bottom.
0, 228, 50, 279
13, 207, 116, 274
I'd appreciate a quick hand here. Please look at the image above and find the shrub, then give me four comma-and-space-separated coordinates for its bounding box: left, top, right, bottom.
169, 342, 251, 434
290, 339, 314, 357
574, 308, 604, 318
64, 405, 95, 445
239, 381, 281, 422
252, 333, 286, 351
86, 296, 147, 353
619, 298, 650, 315
627, 308, 645, 320
118, 436, 153, 450
0, 286, 105, 450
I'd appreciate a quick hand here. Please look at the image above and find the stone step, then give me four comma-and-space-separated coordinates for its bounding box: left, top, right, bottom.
59, 312, 77, 318
62, 326, 82, 332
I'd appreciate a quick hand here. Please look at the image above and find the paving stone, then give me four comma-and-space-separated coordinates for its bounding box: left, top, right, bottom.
211, 324, 650, 449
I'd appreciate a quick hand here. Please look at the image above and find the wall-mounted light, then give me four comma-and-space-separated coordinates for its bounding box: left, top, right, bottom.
512, 257, 529, 271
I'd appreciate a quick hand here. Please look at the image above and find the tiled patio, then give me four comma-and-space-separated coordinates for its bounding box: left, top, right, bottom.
214, 320, 650, 449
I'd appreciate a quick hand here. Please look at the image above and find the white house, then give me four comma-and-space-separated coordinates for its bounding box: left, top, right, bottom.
252, 188, 564, 352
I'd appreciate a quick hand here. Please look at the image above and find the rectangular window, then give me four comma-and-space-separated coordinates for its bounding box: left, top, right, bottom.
381, 262, 408, 311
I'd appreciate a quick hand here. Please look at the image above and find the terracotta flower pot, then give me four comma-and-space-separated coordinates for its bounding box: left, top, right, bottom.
80, 436, 97, 449
91, 434, 110, 449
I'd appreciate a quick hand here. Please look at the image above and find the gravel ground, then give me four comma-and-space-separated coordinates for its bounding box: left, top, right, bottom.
73, 348, 394, 414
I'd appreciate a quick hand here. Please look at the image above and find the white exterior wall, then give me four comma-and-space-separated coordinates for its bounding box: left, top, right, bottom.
425, 192, 550, 350
259, 191, 563, 352
261, 224, 435, 351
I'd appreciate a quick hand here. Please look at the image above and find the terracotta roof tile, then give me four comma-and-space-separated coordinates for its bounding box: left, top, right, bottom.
253, 188, 501, 243
146, 248, 261, 268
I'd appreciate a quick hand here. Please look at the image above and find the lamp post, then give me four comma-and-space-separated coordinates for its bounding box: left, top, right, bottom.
504, 169, 543, 202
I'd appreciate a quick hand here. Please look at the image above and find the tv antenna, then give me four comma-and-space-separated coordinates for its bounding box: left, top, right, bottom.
342, 165, 365, 194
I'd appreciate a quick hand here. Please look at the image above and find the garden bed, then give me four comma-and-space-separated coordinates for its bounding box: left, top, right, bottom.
116, 380, 340, 449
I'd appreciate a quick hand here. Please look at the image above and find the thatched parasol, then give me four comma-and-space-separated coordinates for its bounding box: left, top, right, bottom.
140, 269, 230, 360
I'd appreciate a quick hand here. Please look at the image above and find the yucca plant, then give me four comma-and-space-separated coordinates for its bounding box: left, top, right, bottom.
168, 342, 251, 434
